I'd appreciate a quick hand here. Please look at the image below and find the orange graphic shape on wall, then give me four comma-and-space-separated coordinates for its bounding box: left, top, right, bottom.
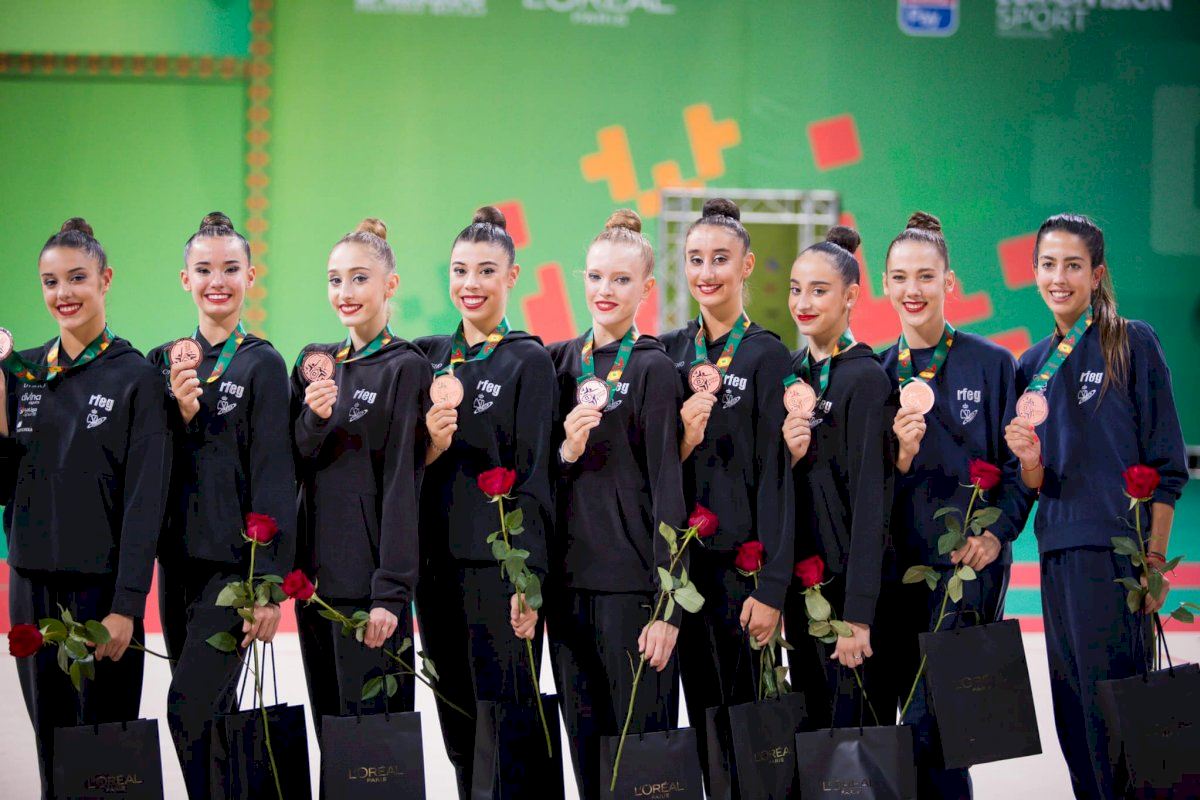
807, 114, 863, 171
581, 103, 740, 218
523, 263, 578, 344
990, 328, 1033, 357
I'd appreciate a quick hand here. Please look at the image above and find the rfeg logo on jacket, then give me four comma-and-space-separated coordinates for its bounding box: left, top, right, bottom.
956, 386, 981, 425
348, 387, 378, 423
1077, 370, 1102, 405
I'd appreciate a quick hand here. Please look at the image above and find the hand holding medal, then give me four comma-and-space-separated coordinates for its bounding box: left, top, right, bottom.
300, 349, 338, 420
166, 338, 204, 423
0, 326, 13, 362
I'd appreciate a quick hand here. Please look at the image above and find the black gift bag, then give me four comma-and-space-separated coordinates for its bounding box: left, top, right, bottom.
210, 644, 312, 800
320, 710, 426, 798
728, 692, 809, 799
703, 704, 737, 800
1098, 616, 1200, 798
794, 725, 918, 800
471, 694, 565, 800
600, 727, 705, 800
918, 618, 1041, 769
52, 718, 165, 799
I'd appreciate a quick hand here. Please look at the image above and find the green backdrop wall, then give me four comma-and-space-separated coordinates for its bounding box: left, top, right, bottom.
2, 0, 1198, 443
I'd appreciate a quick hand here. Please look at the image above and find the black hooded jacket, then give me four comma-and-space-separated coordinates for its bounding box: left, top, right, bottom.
547, 332, 688, 606
2, 336, 170, 618
661, 320, 795, 609
290, 336, 431, 616
789, 342, 896, 626
414, 330, 554, 572
148, 331, 296, 575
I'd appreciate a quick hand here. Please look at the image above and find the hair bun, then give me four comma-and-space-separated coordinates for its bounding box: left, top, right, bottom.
201, 211, 234, 230
701, 197, 741, 221
825, 225, 861, 254
473, 205, 507, 230
355, 217, 388, 241
605, 208, 642, 234
906, 211, 942, 234
60, 217, 94, 238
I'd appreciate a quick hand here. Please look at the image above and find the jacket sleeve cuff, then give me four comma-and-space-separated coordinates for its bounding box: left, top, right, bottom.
110, 588, 149, 619
369, 599, 409, 618
1152, 488, 1180, 508
750, 576, 788, 611
842, 592, 877, 628
988, 516, 1019, 543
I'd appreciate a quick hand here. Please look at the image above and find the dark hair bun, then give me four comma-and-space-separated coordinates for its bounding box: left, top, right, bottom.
605, 208, 642, 234
60, 217, 94, 238
701, 197, 741, 221
355, 217, 388, 241
825, 225, 861, 254
201, 211, 234, 230
473, 205, 507, 230
906, 211, 942, 234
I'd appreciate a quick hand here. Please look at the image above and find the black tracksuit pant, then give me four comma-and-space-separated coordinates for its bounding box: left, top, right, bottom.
10, 567, 146, 800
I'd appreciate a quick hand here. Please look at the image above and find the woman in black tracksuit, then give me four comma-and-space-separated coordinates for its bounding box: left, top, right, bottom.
149, 212, 295, 799
658, 198, 793, 788
291, 218, 431, 731
780, 225, 897, 729
0, 218, 170, 799
1005, 214, 1187, 799
879, 212, 1031, 799
547, 209, 688, 800
414, 206, 555, 798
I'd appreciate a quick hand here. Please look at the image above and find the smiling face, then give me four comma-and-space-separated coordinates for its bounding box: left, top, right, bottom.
449, 240, 518, 327
327, 241, 398, 330
788, 251, 858, 342
39, 247, 111, 338
684, 225, 754, 315
183, 236, 254, 325
1035, 229, 1102, 327
584, 239, 654, 332
885, 239, 953, 330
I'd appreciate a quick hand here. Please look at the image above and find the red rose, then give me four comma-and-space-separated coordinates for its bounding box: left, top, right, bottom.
244, 512, 279, 545
8, 623, 44, 658
793, 555, 825, 589
968, 459, 1002, 492
734, 541, 765, 573
281, 570, 315, 601
688, 505, 719, 539
1123, 465, 1160, 502
477, 467, 517, 498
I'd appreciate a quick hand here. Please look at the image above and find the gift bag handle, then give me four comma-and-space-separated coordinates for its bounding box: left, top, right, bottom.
229, 641, 281, 712
826, 665, 869, 737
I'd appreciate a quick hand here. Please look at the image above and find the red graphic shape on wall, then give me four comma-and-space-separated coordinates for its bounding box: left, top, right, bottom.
493, 200, 530, 249
807, 114, 863, 171
990, 328, 1033, 357
998, 233, 1038, 288
523, 263, 577, 344
636, 284, 659, 335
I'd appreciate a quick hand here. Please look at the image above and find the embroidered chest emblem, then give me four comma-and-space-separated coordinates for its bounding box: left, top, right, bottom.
86, 394, 113, 430
955, 387, 981, 425
217, 396, 238, 417
348, 403, 369, 423
1077, 370, 1102, 405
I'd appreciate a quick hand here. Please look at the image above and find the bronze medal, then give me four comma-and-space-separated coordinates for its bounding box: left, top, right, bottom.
900, 379, 936, 415
783, 381, 817, 416
0, 327, 12, 361
300, 350, 336, 383
687, 361, 723, 394
576, 375, 610, 409
430, 373, 465, 408
169, 337, 203, 371
1016, 391, 1049, 426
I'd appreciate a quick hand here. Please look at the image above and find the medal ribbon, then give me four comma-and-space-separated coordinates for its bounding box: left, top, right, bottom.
896, 323, 956, 387
692, 313, 750, 376
795, 329, 856, 399
3, 327, 114, 382
436, 317, 510, 377
199, 322, 247, 385
1025, 308, 1093, 395
580, 325, 638, 389
335, 325, 394, 364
